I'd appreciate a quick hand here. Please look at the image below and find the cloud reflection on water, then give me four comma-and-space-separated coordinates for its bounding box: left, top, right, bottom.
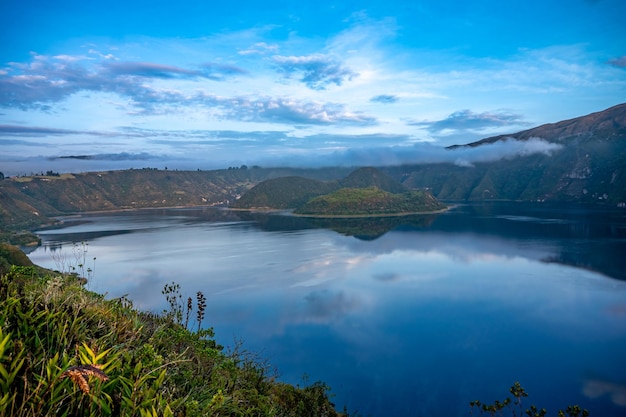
26, 203, 626, 416
583, 379, 626, 407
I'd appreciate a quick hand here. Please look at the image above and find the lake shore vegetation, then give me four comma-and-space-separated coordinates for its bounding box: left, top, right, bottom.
0, 243, 342, 417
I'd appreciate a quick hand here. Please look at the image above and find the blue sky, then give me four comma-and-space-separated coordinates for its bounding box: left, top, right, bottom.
1, 0, 625, 175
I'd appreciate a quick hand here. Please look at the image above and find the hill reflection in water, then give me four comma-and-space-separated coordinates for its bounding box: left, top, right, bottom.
28, 202, 626, 417
238, 210, 440, 240
235, 203, 626, 280
35, 203, 626, 281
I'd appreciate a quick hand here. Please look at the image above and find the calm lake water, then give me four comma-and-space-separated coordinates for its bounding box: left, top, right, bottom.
28, 202, 626, 417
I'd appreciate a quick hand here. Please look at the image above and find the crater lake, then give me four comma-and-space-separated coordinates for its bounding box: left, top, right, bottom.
27, 202, 626, 417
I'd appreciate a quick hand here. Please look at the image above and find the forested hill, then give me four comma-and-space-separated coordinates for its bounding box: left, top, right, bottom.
232, 167, 446, 217
231, 167, 410, 210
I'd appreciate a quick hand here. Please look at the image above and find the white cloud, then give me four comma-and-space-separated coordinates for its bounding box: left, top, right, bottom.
272, 53, 357, 90
409, 109, 529, 133
238, 42, 280, 55
449, 137, 563, 167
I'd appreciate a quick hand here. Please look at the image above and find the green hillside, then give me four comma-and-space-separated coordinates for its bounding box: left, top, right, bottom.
0, 242, 35, 274
233, 167, 444, 216
294, 187, 446, 216
231, 176, 340, 209
231, 167, 411, 210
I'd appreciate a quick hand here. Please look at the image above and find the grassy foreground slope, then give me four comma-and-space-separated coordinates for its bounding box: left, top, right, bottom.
0, 243, 341, 417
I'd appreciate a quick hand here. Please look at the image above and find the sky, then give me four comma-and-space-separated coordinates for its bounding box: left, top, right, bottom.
1, 0, 625, 175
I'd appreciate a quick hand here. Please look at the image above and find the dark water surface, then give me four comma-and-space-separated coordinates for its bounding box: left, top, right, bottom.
28, 202, 626, 416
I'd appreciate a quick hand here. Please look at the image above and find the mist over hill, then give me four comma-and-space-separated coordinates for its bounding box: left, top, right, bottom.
451, 103, 626, 148
383, 103, 626, 203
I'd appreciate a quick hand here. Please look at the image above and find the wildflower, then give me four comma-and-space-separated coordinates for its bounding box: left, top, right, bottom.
60, 364, 109, 394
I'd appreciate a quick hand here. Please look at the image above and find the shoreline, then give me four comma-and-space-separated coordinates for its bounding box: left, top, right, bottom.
30, 203, 453, 233
290, 206, 451, 219
33, 204, 225, 231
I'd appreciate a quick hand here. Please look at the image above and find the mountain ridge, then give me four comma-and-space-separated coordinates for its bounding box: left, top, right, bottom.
1, 104, 625, 238
449, 102, 626, 148
389, 103, 626, 203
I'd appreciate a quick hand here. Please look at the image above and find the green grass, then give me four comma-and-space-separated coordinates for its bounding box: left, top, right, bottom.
0, 258, 341, 417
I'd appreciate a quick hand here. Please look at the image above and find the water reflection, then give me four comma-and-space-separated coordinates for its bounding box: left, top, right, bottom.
234, 209, 441, 240
26, 202, 626, 417
304, 214, 439, 240
32, 203, 626, 282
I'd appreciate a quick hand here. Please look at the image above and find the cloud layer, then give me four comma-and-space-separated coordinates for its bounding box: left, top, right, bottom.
0, 5, 624, 174
0, 53, 376, 126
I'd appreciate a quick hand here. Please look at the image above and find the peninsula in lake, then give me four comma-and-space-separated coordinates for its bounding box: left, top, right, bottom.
231, 167, 447, 217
